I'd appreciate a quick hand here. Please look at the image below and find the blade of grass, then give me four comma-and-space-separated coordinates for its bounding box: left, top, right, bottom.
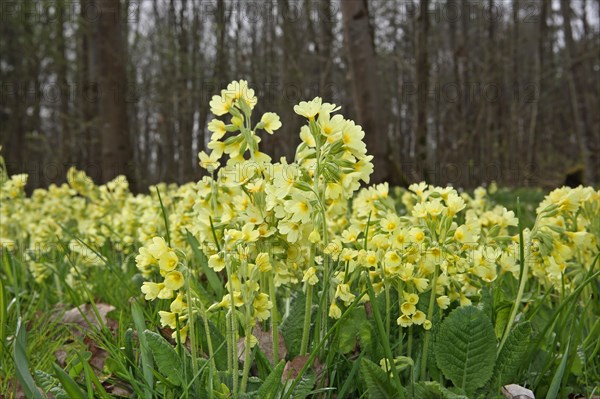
13, 319, 43, 399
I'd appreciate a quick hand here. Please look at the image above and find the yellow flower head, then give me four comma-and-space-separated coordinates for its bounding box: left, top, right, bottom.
411, 310, 426, 325
253, 293, 273, 321
302, 266, 319, 286
401, 302, 416, 315
329, 302, 342, 319
294, 97, 323, 120
397, 314, 413, 328
158, 250, 178, 272
260, 112, 282, 134
164, 271, 185, 291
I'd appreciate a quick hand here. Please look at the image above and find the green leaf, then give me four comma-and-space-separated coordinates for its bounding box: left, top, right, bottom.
337, 306, 369, 354
546, 339, 570, 399
144, 329, 186, 386
281, 292, 306, 358
34, 370, 69, 399
52, 363, 86, 399
434, 306, 496, 396
285, 371, 316, 399
412, 381, 468, 399
13, 319, 43, 399
359, 357, 399, 399
186, 230, 223, 298
491, 321, 532, 389
256, 360, 285, 399
132, 302, 154, 398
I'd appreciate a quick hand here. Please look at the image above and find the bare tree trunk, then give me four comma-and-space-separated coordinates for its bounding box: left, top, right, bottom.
341, 0, 388, 183
318, 0, 334, 101
414, 0, 430, 182
560, 0, 599, 184
96, 0, 134, 187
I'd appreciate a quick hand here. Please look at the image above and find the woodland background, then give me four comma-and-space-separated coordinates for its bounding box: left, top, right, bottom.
1, 0, 599, 191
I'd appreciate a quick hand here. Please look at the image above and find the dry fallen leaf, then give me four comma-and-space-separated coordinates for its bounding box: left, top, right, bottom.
60, 303, 115, 334
237, 323, 287, 364
502, 384, 535, 399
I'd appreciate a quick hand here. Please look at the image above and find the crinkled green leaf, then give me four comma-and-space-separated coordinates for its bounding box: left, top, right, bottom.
360, 357, 399, 399
256, 360, 285, 399
144, 329, 185, 386
434, 306, 496, 396
491, 321, 532, 389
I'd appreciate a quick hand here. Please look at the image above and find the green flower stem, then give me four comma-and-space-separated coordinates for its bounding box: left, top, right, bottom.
198, 301, 216, 399
420, 264, 438, 381
224, 246, 239, 396
239, 312, 253, 393
300, 282, 313, 355
365, 276, 403, 392
499, 200, 529, 354
185, 269, 199, 391
397, 280, 404, 356
385, 282, 391, 338
269, 270, 279, 363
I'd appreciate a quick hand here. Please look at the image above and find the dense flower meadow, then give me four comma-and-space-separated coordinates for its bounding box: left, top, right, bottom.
1, 81, 599, 398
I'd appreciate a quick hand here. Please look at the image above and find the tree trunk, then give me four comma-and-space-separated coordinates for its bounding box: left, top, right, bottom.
414, 0, 430, 182
560, 0, 599, 184
341, 0, 388, 183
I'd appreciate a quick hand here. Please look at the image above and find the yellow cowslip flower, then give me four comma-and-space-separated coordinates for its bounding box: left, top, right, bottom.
255, 252, 271, 272
164, 271, 185, 290
335, 283, 355, 304
329, 302, 342, 319
397, 314, 413, 328
135, 247, 155, 271
410, 228, 425, 244
398, 263, 414, 282
364, 250, 378, 268
278, 220, 301, 243
446, 194, 466, 215
253, 293, 273, 321
459, 294, 472, 306
299, 126, 316, 147
260, 112, 282, 134
207, 140, 226, 157
209, 94, 233, 116
436, 295, 450, 310
170, 293, 187, 313
302, 267, 319, 286
158, 250, 178, 272
198, 150, 221, 172
423, 320, 432, 330
384, 251, 401, 267
380, 213, 400, 233
308, 229, 321, 244
341, 120, 367, 156
411, 310, 426, 325
222, 80, 257, 110
159, 311, 178, 328
208, 119, 227, 141
404, 292, 419, 305
208, 253, 226, 272
294, 97, 322, 119
148, 237, 169, 259
173, 324, 189, 343
401, 302, 416, 315
285, 193, 313, 224
240, 223, 260, 243
380, 358, 392, 375
211, 292, 244, 311
341, 226, 361, 243
412, 202, 428, 218
413, 278, 429, 292
141, 282, 165, 300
